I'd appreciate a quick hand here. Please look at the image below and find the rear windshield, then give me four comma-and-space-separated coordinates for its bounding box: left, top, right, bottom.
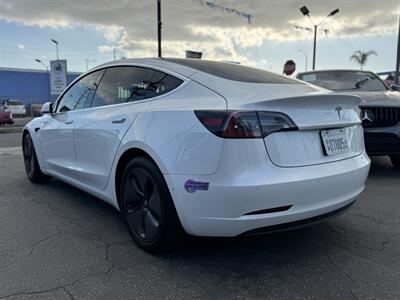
163, 58, 301, 84
298, 71, 388, 91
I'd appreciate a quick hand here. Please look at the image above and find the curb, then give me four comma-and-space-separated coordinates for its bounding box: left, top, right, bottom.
0, 127, 23, 134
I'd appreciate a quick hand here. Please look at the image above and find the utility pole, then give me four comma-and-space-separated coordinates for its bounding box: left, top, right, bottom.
113, 48, 116, 61
312, 25, 317, 70
157, 0, 162, 58
396, 9, 400, 85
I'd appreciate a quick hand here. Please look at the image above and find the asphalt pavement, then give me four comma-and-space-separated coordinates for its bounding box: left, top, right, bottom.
0, 132, 22, 148
0, 132, 399, 299
0, 118, 32, 135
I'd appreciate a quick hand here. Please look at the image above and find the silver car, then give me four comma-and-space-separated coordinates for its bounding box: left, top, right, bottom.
297, 69, 400, 168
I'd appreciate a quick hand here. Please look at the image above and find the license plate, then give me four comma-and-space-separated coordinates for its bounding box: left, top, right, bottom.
320, 128, 350, 156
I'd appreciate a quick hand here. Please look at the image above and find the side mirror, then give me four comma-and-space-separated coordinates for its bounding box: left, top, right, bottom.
391, 84, 400, 92
40, 102, 53, 114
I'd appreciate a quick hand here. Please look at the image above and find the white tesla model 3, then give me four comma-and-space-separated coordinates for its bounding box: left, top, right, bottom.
23, 58, 370, 252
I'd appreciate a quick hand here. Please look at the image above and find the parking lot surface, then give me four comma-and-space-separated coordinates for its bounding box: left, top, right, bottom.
0, 132, 21, 148
0, 133, 399, 299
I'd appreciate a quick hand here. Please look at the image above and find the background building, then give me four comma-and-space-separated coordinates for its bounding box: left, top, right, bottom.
0, 67, 80, 105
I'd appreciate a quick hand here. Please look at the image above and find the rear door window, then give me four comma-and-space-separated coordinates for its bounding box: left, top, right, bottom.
91, 67, 154, 108
145, 70, 183, 98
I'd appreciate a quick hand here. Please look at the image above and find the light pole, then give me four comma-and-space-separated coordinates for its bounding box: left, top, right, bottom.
50, 39, 59, 60
35, 59, 50, 103
299, 6, 339, 70
298, 49, 308, 71
85, 58, 97, 71
35, 59, 48, 71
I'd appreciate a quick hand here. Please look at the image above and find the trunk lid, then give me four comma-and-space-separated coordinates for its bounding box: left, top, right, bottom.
244, 93, 363, 167
192, 76, 363, 167
189, 72, 360, 128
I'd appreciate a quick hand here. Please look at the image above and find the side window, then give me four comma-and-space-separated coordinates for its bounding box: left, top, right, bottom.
146, 71, 183, 99
55, 70, 103, 113
91, 67, 155, 108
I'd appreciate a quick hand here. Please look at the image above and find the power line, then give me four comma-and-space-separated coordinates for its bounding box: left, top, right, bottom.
191, 0, 252, 24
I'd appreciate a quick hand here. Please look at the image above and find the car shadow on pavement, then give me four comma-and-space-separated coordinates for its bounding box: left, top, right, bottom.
42, 175, 343, 260
30, 155, 395, 266
369, 156, 400, 178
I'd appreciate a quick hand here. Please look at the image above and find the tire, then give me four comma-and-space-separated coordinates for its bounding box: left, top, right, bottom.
390, 155, 400, 169
120, 157, 182, 253
23, 133, 52, 183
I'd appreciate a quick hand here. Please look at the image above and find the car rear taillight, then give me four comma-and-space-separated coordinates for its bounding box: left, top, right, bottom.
194, 111, 262, 138
257, 111, 297, 137
195, 111, 297, 139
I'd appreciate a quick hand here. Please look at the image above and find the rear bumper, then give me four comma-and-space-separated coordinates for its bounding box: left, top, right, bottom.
165, 139, 370, 237
364, 126, 400, 155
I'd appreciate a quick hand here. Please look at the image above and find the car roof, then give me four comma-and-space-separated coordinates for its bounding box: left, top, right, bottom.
95, 57, 198, 78
95, 57, 300, 85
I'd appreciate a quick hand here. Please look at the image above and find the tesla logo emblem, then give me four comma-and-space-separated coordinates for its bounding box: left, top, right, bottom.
361, 110, 374, 124
335, 107, 342, 119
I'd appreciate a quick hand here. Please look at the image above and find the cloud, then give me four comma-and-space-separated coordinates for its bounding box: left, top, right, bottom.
0, 0, 398, 66
16, 43, 24, 49
95, 25, 125, 42
98, 45, 114, 53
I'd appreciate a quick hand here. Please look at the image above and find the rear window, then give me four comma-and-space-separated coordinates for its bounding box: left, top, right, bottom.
163, 58, 301, 84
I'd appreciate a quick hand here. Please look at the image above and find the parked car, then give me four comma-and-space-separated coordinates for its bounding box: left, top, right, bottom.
23, 59, 370, 252
377, 71, 400, 88
9, 100, 27, 117
0, 99, 27, 118
0, 104, 13, 125
297, 69, 400, 168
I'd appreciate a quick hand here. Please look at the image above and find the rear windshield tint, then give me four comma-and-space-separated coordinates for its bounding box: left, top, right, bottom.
163, 58, 301, 84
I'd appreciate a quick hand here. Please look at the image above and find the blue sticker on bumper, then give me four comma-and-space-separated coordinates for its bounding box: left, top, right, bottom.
184, 180, 209, 193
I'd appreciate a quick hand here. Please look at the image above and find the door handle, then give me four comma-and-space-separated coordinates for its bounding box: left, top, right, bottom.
112, 118, 126, 124
65, 120, 74, 125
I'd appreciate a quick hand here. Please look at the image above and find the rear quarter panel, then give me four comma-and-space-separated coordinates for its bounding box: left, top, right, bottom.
115, 80, 227, 176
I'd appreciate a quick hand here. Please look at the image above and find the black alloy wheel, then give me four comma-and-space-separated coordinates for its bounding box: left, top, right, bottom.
23, 134, 35, 178
124, 167, 161, 242
22, 133, 51, 183
121, 157, 181, 253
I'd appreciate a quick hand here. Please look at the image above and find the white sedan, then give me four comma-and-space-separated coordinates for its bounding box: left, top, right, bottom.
23, 58, 370, 252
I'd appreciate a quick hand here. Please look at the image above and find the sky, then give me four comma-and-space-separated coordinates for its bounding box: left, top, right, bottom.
0, 0, 399, 74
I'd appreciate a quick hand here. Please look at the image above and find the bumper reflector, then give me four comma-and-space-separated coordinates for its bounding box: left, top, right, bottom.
244, 205, 292, 216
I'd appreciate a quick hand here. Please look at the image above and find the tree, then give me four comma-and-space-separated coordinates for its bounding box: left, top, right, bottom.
350, 50, 377, 70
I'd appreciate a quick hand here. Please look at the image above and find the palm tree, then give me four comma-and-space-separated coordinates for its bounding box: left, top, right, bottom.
350, 50, 377, 70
